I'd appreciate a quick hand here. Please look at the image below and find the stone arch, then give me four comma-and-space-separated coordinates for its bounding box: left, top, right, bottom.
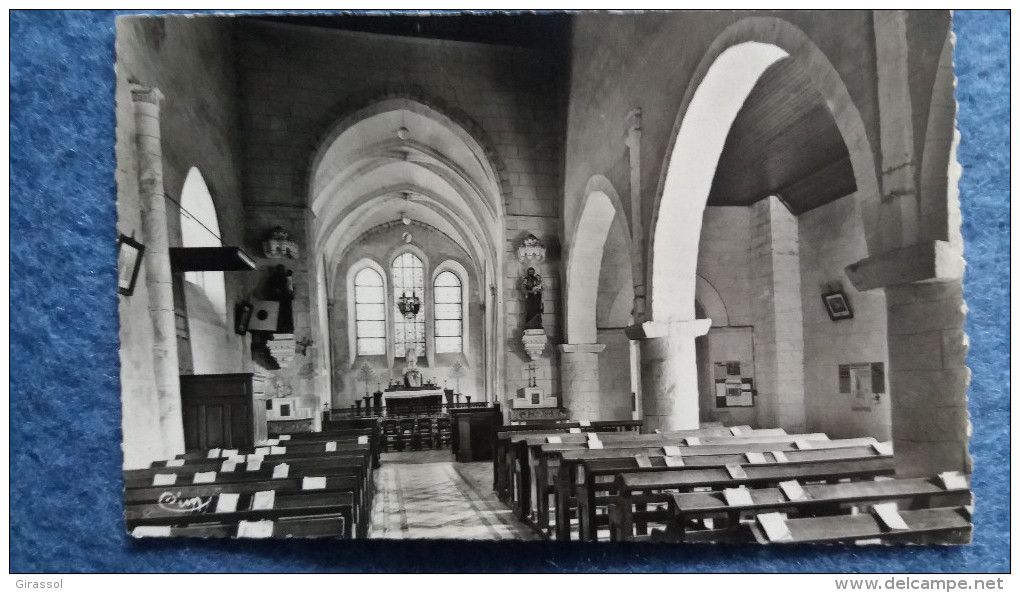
919, 32, 962, 247
304, 88, 514, 211
646, 17, 882, 324
695, 275, 729, 327
565, 175, 631, 344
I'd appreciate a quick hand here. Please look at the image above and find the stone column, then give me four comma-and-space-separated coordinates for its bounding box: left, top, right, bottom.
750, 197, 806, 432
886, 280, 970, 477
627, 319, 712, 432
847, 242, 968, 477
132, 85, 185, 457
559, 343, 606, 421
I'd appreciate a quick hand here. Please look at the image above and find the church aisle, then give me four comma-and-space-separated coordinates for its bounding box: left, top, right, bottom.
370, 461, 541, 540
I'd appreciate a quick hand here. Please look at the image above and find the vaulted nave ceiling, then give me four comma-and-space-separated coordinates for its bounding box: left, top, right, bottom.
708, 57, 858, 215
310, 102, 505, 289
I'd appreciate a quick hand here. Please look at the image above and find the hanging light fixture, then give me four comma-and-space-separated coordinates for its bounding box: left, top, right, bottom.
397, 109, 410, 140
399, 192, 412, 225
397, 291, 421, 319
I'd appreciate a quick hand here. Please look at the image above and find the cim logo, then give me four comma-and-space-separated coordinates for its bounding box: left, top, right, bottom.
156, 491, 211, 514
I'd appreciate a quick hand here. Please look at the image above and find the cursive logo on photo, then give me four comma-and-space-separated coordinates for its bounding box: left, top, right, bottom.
157, 491, 211, 513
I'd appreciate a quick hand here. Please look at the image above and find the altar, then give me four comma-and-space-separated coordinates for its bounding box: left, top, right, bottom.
383, 388, 445, 415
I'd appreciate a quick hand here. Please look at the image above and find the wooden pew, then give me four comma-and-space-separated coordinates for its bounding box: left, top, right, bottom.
125, 452, 373, 536
607, 457, 897, 543
571, 443, 890, 542
492, 420, 642, 498
125, 474, 367, 537
548, 433, 844, 540
529, 427, 801, 529
126, 490, 357, 539
748, 506, 973, 544
612, 475, 972, 542
131, 514, 348, 539
522, 427, 773, 529
159, 442, 371, 466
126, 454, 371, 498
500, 425, 743, 516
273, 428, 381, 468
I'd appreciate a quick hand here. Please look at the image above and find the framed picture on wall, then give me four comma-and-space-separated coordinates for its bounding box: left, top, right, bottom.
117, 234, 145, 296
822, 290, 854, 321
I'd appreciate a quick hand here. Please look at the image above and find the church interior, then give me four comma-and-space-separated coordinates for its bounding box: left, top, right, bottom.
116, 11, 972, 543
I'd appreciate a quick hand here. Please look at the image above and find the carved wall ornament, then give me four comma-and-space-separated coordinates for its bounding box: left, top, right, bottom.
263, 226, 300, 259
516, 233, 546, 263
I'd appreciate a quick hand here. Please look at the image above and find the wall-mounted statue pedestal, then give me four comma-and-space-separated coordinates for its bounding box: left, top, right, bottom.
521, 328, 548, 360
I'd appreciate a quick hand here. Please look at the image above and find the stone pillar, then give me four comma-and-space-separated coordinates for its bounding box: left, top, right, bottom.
627, 319, 712, 432
559, 343, 606, 421
131, 85, 185, 457
886, 280, 970, 477
846, 242, 968, 477
750, 197, 806, 431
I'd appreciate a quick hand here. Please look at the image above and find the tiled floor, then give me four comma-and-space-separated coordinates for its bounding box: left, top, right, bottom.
369, 460, 541, 540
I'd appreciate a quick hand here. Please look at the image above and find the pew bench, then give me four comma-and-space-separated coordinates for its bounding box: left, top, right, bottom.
604, 457, 897, 543
131, 514, 348, 539
126, 490, 357, 539
126, 452, 373, 536
611, 475, 972, 542
548, 434, 856, 541
532, 431, 846, 534
125, 474, 367, 537
570, 444, 891, 541
507, 426, 760, 523
492, 420, 642, 499
748, 506, 973, 545
159, 442, 371, 466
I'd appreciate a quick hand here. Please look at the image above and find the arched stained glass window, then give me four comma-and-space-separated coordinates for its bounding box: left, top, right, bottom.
434, 270, 463, 353
354, 268, 386, 355
392, 252, 425, 357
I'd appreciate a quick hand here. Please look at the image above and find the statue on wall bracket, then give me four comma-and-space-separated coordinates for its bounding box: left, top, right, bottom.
516, 233, 548, 361
520, 266, 548, 361
522, 267, 544, 329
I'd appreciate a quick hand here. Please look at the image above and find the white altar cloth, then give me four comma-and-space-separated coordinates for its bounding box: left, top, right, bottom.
382, 389, 445, 405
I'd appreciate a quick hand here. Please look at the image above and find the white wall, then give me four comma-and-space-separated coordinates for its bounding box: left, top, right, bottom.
799, 194, 891, 440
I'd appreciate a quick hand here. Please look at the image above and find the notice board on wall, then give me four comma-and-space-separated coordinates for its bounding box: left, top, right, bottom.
714, 361, 754, 408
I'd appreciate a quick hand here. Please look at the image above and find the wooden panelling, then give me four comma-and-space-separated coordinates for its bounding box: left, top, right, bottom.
180, 374, 256, 451
708, 58, 857, 214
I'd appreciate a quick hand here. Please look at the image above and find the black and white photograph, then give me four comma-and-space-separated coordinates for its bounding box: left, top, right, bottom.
115, 10, 974, 544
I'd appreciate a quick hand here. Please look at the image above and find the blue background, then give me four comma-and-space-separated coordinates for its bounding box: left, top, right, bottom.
9, 10, 1010, 573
